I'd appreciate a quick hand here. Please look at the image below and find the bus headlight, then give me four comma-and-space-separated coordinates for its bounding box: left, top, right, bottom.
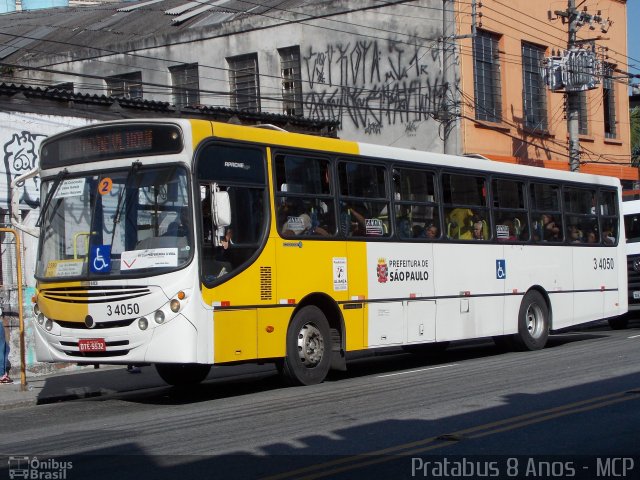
138, 317, 148, 331
37, 313, 45, 325
154, 310, 165, 324
45, 319, 53, 331
33, 303, 40, 316
170, 299, 180, 313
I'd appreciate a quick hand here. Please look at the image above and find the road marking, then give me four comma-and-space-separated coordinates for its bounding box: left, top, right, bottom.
260, 388, 640, 480
376, 364, 459, 378
628, 334, 640, 339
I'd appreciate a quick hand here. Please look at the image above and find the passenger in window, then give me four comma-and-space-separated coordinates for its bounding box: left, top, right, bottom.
602, 223, 615, 245
471, 215, 485, 240
447, 208, 474, 239
397, 216, 412, 239
586, 230, 598, 244
568, 225, 584, 243
542, 214, 561, 242
425, 224, 439, 239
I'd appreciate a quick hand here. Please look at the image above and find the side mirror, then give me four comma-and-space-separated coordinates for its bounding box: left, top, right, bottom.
211, 183, 231, 227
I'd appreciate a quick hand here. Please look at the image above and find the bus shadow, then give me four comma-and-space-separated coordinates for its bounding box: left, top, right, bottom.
120, 329, 610, 406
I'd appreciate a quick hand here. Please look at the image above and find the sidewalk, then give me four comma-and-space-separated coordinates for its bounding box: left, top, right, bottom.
0, 365, 167, 410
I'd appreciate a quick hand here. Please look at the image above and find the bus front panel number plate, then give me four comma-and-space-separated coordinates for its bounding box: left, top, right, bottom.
78, 338, 106, 352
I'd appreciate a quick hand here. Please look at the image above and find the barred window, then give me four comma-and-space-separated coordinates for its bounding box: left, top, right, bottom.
278, 46, 303, 117
473, 30, 502, 122
577, 91, 589, 136
603, 63, 617, 138
227, 53, 260, 112
106, 72, 143, 99
170, 63, 200, 108
522, 42, 548, 131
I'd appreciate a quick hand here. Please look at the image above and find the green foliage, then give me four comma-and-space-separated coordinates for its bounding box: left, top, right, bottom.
632, 107, 640, 167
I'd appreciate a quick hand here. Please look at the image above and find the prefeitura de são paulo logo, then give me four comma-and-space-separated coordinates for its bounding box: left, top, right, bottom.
377, 258, 388, 283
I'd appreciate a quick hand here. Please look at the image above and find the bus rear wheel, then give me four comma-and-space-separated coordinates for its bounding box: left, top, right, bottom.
515, 290, 549, 351
281, 306, 332, 386
155, 363, 212, 386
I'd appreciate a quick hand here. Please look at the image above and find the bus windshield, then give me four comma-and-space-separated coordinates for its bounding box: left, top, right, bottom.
36, 165, 193, 280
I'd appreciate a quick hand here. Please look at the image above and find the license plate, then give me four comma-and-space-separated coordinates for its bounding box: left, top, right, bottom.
634, 291, 640, 300
78, 338, 106, 352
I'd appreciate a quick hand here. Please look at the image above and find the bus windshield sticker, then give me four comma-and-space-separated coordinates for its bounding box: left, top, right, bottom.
53, 178, 86, 198
333, 257, 348, 291
45, 260, 84, 278
98, 177, 113, 195
365, 218, 384, 236
90, 245, 112, 273
121, 248, 179, 270
496, 224, 509, 239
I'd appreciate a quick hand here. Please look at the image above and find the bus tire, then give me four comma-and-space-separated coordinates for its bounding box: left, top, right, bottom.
608, 315, 629, 330
281, 306, 332, 386
515, 290, 549, 351
155, 363, 212, 386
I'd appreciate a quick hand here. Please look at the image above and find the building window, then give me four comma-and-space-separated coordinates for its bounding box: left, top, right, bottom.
522, 42, 548, 131
278, 46, 303, 117
603, 63, 617, 138
106, 72, 143, 99
227, 53, 260, 112
170, 63, 200, 108
577, 91, 588, 136
473, 30, 502, 123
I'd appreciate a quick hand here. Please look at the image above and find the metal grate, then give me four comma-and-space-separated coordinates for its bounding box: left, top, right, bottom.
260, 266, 272, 301
522, 42, 548, 131
227, 53, 260, 112
473, 30, 502, 123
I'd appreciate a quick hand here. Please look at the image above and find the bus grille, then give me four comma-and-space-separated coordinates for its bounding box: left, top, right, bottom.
55, 319, 135, 330
627, 255, 640, 307
260, 266, 272, 301
41, 285, 151, 304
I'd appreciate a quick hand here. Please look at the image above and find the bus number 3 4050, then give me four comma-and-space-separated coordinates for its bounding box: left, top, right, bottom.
593, 257, 615, 270
107, 303, 140, 316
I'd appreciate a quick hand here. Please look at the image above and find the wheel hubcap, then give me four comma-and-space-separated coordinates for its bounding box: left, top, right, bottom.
297, 322, 324, 367
525, 303, 544, 339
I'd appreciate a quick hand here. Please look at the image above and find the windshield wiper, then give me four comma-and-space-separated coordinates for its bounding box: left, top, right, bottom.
110, 161, 141, 246
36, 169, 68, 228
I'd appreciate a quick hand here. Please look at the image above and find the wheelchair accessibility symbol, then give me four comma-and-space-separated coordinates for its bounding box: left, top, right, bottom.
496, 259, 506, 280
90, 245, 112, 273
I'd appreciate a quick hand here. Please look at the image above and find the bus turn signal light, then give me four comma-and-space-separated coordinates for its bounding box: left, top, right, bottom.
266, 325, 274, 333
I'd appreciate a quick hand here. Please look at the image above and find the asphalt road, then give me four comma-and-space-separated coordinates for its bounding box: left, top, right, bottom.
1, 320, 639, 480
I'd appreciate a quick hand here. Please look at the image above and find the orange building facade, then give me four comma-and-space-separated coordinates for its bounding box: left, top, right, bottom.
455, 0, 635, 184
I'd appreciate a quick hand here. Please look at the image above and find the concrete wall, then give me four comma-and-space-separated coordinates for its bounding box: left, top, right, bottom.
28, 0, 452, 153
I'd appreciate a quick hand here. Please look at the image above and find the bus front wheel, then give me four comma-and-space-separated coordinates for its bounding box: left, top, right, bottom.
281, 306, 332, 386
155, 363, 212, 386
515, 290, 549, 351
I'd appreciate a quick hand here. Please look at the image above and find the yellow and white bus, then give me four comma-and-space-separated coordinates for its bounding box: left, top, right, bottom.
23, 119, 627, 386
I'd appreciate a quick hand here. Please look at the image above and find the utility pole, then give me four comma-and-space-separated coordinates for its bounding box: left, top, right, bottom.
442, 0, 459, 155
546, 2, 611, 172
566, 0, 580, 172
441, 0, 476, 155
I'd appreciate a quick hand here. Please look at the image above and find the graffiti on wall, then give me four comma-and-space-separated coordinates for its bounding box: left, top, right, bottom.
303, 37, 447, 135
3, 130, 46, 209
